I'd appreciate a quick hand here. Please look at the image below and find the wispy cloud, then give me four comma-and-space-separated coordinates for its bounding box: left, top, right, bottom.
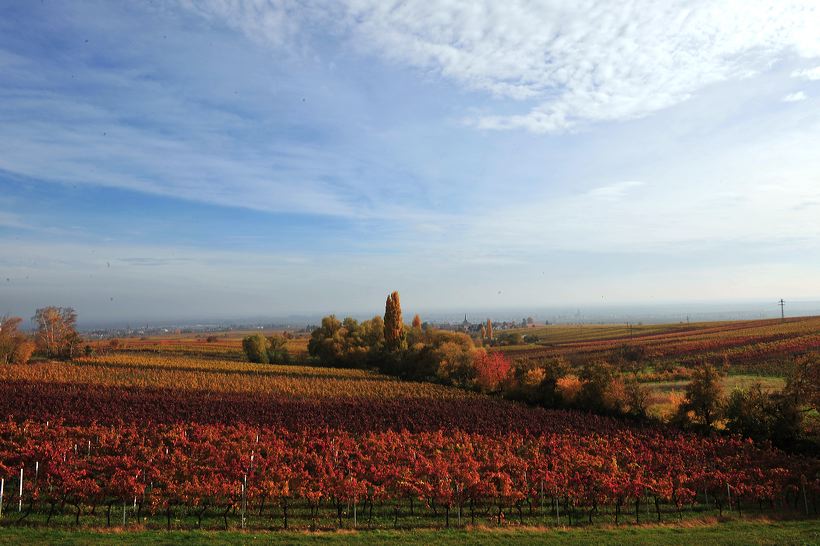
791, 66, 820, 80
783, 91, 808, 102
186, 1, 820, 133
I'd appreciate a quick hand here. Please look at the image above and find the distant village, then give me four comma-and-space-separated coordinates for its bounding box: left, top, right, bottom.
81, 315, 546, 340
437, 315, 543, 334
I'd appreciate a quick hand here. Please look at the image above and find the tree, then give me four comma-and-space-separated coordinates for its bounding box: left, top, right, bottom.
32, 307, 80, 359
785, 353, 819, 413
308, 315, 384, 368
725, 385, 773, 443
617, 345, 646, 373
623, 376, 651, 418
472, 351, 511, 393
384, 291, 405, 352
677, 364, 724, 429
12, 339, 36, 365
407, 315, 423, 346
578, 361, 617, 412
496, 332, 523, 346
486, 319, 493, 342
308, 315, 343, 364
242, 334, 270, 364
725, 384, 804, 449
266, 334, 291, 364
434, 342, 476, 387
1, 316, 34, 365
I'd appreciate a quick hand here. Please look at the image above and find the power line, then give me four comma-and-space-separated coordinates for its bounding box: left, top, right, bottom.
778, 299, 785, 322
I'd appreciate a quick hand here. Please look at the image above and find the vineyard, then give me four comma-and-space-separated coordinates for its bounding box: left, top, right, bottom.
499, 316, 820, 374
0, 343, 818, 534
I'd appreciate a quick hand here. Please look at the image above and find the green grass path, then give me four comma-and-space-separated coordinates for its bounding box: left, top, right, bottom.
1, 518, 818, 545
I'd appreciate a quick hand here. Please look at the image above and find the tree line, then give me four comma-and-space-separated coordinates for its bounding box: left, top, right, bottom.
303, 292, 511, 394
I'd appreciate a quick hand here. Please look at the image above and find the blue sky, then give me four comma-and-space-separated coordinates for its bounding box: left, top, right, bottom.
1, 1, 820, 324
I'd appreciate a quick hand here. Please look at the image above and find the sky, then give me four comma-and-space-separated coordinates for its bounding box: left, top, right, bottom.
1, 0, 820, 325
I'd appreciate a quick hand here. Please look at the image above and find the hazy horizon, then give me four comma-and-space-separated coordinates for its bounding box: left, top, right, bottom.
2, 2, 820, 322
20, 299, 819, 331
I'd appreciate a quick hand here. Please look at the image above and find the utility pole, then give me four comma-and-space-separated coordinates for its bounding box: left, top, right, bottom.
779, 299, 785, 322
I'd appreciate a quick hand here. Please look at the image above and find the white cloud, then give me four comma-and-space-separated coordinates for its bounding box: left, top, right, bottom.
188, 0, 820, 133
587, 181, 645, 201
346, 0, 820, 133
791, 66, 820, 80
783, 91, 808, 102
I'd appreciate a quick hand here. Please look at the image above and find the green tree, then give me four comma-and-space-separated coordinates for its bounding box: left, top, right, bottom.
578, 361, 616, 412
308, 315, 344, 364
678, 364, 725, 429
496, 332, 523, 346
307, 315, 385, 368
725, 384, 804, 449
623, 376, 651, 418
266, 334, 291, 364
242, 333, 270, 364
434, 341, 476, 387
785, 353, 819, 413
725, 384, 772, 442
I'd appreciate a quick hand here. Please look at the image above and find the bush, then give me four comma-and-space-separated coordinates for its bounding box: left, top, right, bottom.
556, 374, 583, 404
496, 332, 524, 346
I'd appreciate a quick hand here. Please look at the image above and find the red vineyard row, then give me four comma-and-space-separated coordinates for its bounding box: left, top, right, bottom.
0, 421, 817, 527
0, 380, 631, 435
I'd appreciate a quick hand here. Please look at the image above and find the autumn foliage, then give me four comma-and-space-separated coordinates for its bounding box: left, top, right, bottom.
384, 291, 405, 352
0, 316, 34, 365
472, 350, 511, 393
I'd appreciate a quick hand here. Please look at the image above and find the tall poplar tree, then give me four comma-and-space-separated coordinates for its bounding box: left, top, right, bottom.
384, 291, 405, 351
